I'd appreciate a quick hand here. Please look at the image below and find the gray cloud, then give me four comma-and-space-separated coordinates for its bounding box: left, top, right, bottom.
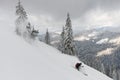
22, 0, 120, 20
0, 0, 120, 18
0, 0, 120, 32
1, 0, 120, 19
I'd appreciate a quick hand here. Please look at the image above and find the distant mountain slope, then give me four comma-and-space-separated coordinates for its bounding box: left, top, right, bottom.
74, 28, 120, 78
48, 27, 120, 78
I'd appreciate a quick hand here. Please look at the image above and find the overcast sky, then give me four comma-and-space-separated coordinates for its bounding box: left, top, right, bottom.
1, 0, 120, 32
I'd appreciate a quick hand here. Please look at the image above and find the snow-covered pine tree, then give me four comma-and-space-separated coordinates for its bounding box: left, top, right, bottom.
15, 0, 28, 36
113, 68, 120, 80
64, 13, 76, 55
26, 22, 39, 39
112, 48, 120, 80
101, 63, 106, 74
26, 22, 32, 35
45, 29, 50, 45
58, 26, 65, 53
31, 27, 39, 39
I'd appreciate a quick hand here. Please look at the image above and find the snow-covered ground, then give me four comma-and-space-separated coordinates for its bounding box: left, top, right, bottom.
96, 48, 114, 57
96, 38, 109, 44
0, 26, 113, 80
74, 36, 90, 41
109, 37, 120, 45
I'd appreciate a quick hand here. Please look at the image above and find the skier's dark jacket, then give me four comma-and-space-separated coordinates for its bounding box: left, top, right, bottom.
75, 63, 82, 70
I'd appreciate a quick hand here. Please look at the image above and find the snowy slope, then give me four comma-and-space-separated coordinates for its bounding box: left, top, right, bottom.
0, 26, 113, 80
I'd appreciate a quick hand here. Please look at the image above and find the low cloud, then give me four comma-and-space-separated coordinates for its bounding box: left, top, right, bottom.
1, 0, 120, 32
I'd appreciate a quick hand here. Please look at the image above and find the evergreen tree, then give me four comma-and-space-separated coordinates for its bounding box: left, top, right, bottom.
58, 26, 65, 53
26, 22, 32, 34
26, 22, 39, 39
64, 13, 76, 55
15, 0, 28, 36
113, 68, 120, 80
112, 49, 120, 80
45, 29, 50, 44
31, 27, 39, 39
101, 63, 106, 74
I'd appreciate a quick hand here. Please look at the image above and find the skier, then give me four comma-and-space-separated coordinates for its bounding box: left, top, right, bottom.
75, 63, 82, 71
75, 62, 88, 76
